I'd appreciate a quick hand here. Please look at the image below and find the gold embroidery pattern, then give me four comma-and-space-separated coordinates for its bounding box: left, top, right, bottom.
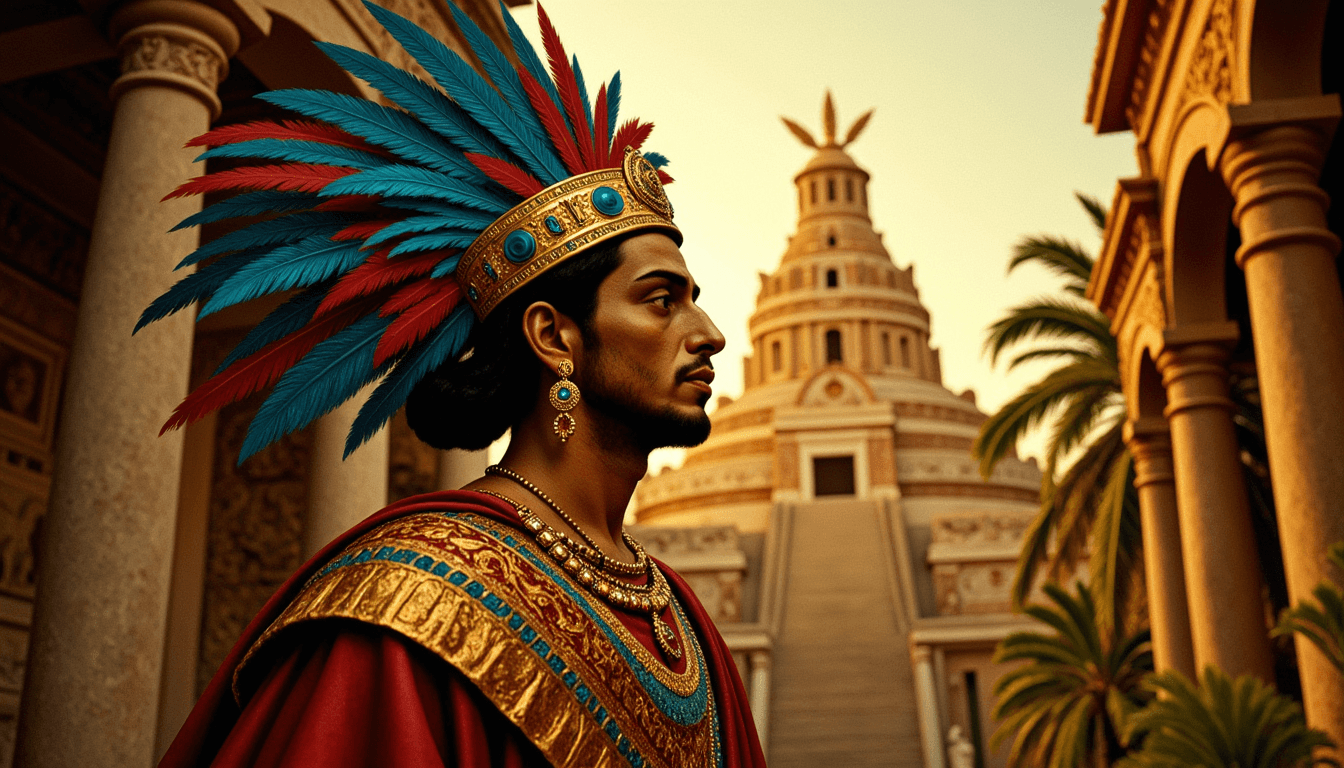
238, 511, 719, 768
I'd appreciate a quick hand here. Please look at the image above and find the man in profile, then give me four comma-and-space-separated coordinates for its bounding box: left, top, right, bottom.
147, 2, 767, 766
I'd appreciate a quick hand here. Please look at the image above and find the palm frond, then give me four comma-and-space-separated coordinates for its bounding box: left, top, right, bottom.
1009, 234, 1095, 288
1076, 192, 1108, 235
983, 296, 1115, 367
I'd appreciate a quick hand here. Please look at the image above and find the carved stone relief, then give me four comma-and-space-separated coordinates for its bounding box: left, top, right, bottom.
1184, 0, 1236, 106
927, 511, 1036, 616
630, 525, 746, 624
120, 34, 225, 91
196, 396, 312, 694
0, 174, 89, 303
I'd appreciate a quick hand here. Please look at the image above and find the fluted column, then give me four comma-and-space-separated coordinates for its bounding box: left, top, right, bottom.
15, 3, 238, 766
438, 448, 489, 490
1219, 100, 1344, 750
304, 385, 390, 558
747, 650, 772, 755
1157, 333, 1274, 682
911, 644, 947, 768
1124, 417, 1195, 679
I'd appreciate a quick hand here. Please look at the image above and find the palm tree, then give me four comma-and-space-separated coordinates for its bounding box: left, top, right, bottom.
972, 194, 1141, 631
992, 581, 1153, 768
1118, 668, 1337, 768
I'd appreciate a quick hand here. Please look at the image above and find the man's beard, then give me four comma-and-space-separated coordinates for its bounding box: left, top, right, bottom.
578, 354, 712, 453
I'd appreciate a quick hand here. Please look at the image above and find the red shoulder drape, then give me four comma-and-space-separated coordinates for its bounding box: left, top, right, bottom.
159, 491, 767, 768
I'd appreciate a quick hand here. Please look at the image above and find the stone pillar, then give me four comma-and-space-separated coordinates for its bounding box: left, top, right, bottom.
304, 387, 390, 558
1124, 417, 1196, 679
747, 650, 772, 755
14, 3, 238, 766
1219, 99, 1344, 751
438, 448, 488, 490
911, 644, 947, 768
1157, 332, 1274, 682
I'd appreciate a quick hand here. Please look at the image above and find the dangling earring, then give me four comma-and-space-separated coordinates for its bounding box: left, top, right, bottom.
549, 360, 580, 442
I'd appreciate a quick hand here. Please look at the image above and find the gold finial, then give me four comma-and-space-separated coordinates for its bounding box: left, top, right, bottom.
780, 91, 874, 150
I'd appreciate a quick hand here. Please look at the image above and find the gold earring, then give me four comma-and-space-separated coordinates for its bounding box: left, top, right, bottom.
549, 360, 580, 442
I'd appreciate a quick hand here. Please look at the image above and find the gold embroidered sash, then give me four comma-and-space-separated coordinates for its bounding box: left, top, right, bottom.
236, 510, 722, 768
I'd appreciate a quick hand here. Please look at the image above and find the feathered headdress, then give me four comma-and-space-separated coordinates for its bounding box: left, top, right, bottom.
138, 0, 679, 463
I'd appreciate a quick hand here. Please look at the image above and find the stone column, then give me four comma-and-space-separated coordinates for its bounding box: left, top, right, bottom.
438, 448, 489, 490
14, 3, 238, 766
911, 644, 947, 768
1219, 98, 1344, 751
1124, 417, 1196, 679
304, 387, 390, 558
747, 650, 772, 754
1157, 332, 1274, 682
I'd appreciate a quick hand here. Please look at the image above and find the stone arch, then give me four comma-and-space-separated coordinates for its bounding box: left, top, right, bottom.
1244, 0, 1331, 100
236, 12, 366, 96
1163, 136, 1234, 326
796, 365, 875, 408
1126, 333, 1169, 422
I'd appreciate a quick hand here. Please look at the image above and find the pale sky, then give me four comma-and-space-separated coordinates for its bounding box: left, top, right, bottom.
505, 1, 1139, 470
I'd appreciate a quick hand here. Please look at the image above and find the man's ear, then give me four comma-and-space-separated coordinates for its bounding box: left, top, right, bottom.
520, 301, 583, 377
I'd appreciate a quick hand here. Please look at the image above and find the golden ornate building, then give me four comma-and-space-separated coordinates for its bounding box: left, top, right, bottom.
1084, 0, 1343, 757
632, 97, 1043, 768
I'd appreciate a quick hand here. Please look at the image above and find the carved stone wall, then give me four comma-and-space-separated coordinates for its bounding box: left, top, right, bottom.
196, 397, 312, 694
926, 511, 1036, 616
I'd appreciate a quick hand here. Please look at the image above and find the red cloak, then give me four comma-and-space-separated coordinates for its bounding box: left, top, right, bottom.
160, 490, 766, 767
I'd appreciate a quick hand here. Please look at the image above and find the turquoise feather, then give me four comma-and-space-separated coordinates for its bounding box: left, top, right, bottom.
176, 211, 349, 268
258, 89, 483, 183
313, 42, 514, 168
607, 72, 621, 142
171, 190, 316, 232
134, 249, 257, 333
444, 3, 559, 174
430, 254, 463, 278
363, 2, 568, 185
388, 231, 478, 257
239, 311, 395, 462
320, 165, 512, 214
195, 139, 391, 170
344, 303, 474, 457
363, 212, 497, 247
198, 238, 367, 318
215, 284, 329, 374
573, 55, 594, 141
644, 152, 670, 169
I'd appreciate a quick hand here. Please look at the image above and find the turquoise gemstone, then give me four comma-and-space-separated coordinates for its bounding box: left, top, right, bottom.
503, 229, 536, 263
482, 262, 497, 280
591, 186, 625, 216
545, 215, 563, 235
467, 286, 478, 300
558, 387, 571, 400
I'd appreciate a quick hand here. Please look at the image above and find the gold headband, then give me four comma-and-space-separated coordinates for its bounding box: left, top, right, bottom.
457, 149, 680, 319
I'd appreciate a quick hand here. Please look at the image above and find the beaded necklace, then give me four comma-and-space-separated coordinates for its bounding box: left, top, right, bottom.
475, 482, 682, 660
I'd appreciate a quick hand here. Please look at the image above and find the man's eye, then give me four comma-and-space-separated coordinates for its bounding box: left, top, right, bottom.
651, 295, 672, 308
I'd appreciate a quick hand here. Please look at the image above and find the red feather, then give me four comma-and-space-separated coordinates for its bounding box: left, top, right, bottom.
187, 119, 384, 154
592, 84, 611, 167
316, 249, 447, 317
333, 219, 399, 242
373, 279, 463, 366
160, 296, 381, 434
164, 164, 356, 200
520, 68, 584, 175
610, 119, 653, 157
466, 153, 543, 197
537, 4, 594, 171
657, 170, 675, 185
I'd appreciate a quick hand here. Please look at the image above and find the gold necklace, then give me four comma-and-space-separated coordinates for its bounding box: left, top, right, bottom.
474, 488, 683, 661
485, 464, 646, 576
